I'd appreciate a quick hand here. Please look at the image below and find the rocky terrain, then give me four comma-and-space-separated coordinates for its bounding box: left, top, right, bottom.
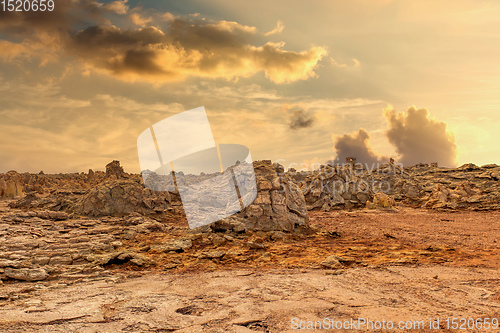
0, 160, 499, 332
292, 161, 500, 211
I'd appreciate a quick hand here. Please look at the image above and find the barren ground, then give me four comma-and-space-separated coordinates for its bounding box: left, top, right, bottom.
1, 205, 499, 332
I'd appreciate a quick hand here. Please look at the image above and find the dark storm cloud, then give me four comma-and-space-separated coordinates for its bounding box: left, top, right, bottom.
68, 17, 326, 83
0, 1, 326, 83
384, 106, 457, 167
289, 109, 315, 130
333, 107, 457, 167
334, 128, 389, 165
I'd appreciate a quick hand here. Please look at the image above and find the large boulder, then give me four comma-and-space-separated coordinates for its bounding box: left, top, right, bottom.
233, 160, 309, 232
0, 171, 24, 198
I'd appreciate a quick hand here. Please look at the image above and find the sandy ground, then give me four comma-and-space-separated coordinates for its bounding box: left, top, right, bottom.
1, 266, 499, 332
1, 208, 499, 332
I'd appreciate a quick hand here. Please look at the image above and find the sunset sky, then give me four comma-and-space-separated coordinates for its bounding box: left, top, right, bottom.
1, 0, 499, 173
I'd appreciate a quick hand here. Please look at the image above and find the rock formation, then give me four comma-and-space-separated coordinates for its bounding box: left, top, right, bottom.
5, 159, 500, 227
7, 160, 310, 232
0, 171, 24, 197
73, 178, 173, 217
290, 162, 500, 211
1, 159, 500, 285
366, 192, 395, 209
291, 163, 398, 211
234, 160, 309, 232
105, 160, 126, 179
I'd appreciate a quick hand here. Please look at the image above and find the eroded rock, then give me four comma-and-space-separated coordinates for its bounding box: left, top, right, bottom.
150, 239, 192, 253
74, 179, 172, 217
4, 267, 48, 281
320, 256, 343, 269
234, 160, 309, 232
291, 161, 500, 212
0, 171, 24, 198
105, 160, 126, 179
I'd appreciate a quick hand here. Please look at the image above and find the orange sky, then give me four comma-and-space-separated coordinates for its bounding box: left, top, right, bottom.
1, 0, 499, 173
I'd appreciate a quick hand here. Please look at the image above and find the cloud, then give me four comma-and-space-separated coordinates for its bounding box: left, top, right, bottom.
264, 20, 285, 36
0, 0, 118, 34
289, 108, 315, 130
0, 41, 29, 61
333, 129, 389, 165
104, 0, 129, 15
332, 106, 457, 167
0, 78, 186, 173
69, 19, 326, 83
0, 1, 327, 84
384, 106, 457, 167
330, 58, 361, 69
129, 12, 153, 26
0, 1, 73, 34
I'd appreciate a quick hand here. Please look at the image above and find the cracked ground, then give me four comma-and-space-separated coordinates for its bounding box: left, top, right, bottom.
0, 200, 499, 332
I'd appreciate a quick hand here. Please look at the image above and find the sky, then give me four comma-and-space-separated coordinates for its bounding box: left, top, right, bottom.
1, 0, 499, 173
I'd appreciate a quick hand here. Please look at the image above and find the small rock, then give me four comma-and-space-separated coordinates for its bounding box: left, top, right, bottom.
321, 256, 343, 269
247, 241, 265, 249
259, 181, 272, 190
163, 263, 178, 270
47, 211, 69, 221
211, 218, 247, 233
129, 257, 148, 267
4, 268, 48, 281
0, 259, 22, 268
139, 245, 151, 252
32, 257, 50, 265
210, 235, 225, 247
122, 229, 138, 240
87, 253, 117, 265
199, 250, 226, 259
223, 234, 234, 242
111, 241, 123, 248
269, 231, 286, 241
150, 239, 192, 253
135, 221, 166, 233
48, 256, 73, 265
325, 269, 345, 275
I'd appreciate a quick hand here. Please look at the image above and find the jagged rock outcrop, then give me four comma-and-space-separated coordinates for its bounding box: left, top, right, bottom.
105, 160, 126, 179
289, 162, 500, 211
9, 162, 173, 218
234, 160, 309, 232
20, 172, 107, 194
74, 179, 173, 217
0, 171, 24, 197
290, 163, 402, 211
144, 160, 310, 232
6, 159, 500, 226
